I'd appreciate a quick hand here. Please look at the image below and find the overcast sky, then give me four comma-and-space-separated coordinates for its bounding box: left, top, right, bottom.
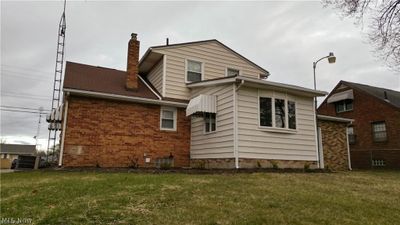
1, 1, 399, 150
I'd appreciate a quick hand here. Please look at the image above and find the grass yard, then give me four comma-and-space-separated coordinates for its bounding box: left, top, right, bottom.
1, 170, 400, 225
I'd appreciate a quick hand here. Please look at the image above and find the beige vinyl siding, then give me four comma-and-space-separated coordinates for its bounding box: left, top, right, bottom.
237, 86, 318, 161
190, 84, 234, 159
153, 41, 266, 100
146, 58, 164, 95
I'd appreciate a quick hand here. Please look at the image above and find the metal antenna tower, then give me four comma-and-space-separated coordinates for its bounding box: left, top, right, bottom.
47, 0, 66, 162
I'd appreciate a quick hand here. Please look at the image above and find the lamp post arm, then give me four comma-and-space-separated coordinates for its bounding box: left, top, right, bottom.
313, 55, 330, 69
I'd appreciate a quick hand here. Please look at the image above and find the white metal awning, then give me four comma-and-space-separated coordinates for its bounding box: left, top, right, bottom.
327, 89, 354, 103
186, 94, 217, 116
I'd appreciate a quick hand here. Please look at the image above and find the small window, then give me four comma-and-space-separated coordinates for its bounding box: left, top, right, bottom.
288, 101, 296, 129
275, 99, 286, 128
204, 113, 216, 133
372, 122, 387, 142
259, 74, 268, 80
186, 60, 202, 82
372, 159, 386, 167
335, 99, 353, 113
160, 107, 177, 131
348, 127, 356, 144
227, 68, 239, 77
259, 97, 272, 127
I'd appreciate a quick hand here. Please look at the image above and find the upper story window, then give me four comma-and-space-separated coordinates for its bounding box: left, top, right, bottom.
348, 126, 356, 144
259, 74, 268, 80
372, 121, 387, 142
335, 99, 353, 113
160, 107, 177, 131
186, 60, 203, 83
226, 68, 240, 77
204, 113, 216, 133
259, 97, 296, 130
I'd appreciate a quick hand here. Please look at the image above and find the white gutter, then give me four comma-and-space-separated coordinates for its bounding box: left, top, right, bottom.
58, 98, 69, 167
317, 115, 354, 123
187, 76, 327, 96
346, 127, 353, 170
187, 77, 237, 88
138, 75, 162, 100
63, 88, 188, 108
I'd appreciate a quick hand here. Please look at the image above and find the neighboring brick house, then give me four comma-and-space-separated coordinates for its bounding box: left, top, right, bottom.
318, 81, 400, 169
56, 33, 350, 169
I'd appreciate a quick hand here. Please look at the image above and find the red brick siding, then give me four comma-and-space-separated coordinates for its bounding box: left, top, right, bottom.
319, 120, 349, 171
62, 96, 190, 168
318, 86, 400, 169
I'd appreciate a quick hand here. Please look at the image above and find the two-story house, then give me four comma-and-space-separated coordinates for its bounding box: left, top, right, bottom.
318, 81, 400, 169
58, 33, 333, 169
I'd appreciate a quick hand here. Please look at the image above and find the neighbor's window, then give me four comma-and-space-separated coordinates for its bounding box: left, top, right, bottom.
335, 99, 353, 113
347, 126, 356, 144
186, 60, 202, 82
204, 113, 216, 133
259, 97, 296, 130
288, 101, 296, 129
275, 99, 286, 128
160, 107, 177, 131
372, 122, 387, 142
227, 68, 240, 77
259, 97, 272, 127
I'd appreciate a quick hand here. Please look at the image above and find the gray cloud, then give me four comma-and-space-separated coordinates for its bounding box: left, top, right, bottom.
1, 1, 399, 148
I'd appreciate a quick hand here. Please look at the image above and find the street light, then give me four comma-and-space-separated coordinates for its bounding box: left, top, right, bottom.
313, 52, 336, 168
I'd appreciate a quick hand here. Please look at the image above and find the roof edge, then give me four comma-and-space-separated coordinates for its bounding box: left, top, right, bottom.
317, 115, 354, 123
63, 88, 188, 108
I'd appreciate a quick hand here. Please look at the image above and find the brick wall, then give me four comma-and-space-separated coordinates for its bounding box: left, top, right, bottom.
319, 120, 349, 171
62, 96, 190, 168
318, 85, 400, 169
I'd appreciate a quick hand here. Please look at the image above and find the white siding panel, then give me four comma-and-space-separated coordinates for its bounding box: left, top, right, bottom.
154, 42, 266, 100
237, 86, 318, 161
190, 84, 234, 159
146, 58, 163, 95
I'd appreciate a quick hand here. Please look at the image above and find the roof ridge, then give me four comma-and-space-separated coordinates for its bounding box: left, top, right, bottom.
341, 80, 400, 94
66, 61, 126, 73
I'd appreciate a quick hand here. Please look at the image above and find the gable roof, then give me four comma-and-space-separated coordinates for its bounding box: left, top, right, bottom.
139, 39, 270, 76
341, 80, 400, 109
63, 61, 159, 100
0, 144, 36, 155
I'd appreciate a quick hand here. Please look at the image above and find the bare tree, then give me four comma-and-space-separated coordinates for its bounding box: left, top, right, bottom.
324, 0, 400, 71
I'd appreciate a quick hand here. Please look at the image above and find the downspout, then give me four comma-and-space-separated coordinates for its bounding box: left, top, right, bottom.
346, 123, 352, 170
233, 80, 245, 169
58, 95, 69, 167
313, 100, 321, 168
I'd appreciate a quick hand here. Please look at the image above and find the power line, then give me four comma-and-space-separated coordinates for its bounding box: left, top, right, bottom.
1, 71, 52, 82
0, 105, 51, 112
1, 65, 53, 75
0, 109, 48, 114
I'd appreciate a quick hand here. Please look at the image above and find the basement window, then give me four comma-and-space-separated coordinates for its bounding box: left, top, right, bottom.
372, 159, 386, 167
204, 113, 216, 133
160, 107, 177, 131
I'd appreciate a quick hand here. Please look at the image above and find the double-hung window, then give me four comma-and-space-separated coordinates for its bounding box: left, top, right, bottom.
335, 99, 353, 113
259, 97, 296, 130
160, 107, 177, 131
186, 60, 202, 82
372, 121, 387, 142
226, 68, 240, 77
204, 113, 216, 133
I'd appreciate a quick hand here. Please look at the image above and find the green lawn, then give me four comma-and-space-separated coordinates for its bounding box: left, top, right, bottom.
1, 170, 399, 225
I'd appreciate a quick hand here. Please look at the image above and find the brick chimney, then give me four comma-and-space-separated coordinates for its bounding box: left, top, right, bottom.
126, 33, 139, 90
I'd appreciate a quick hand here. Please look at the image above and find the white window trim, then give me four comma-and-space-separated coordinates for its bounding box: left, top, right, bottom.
225, 67, 241, 77
160, 106, 177, 131
257, 90, 298, 133
185, 59, 204, 83
203, 113, 217, 134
